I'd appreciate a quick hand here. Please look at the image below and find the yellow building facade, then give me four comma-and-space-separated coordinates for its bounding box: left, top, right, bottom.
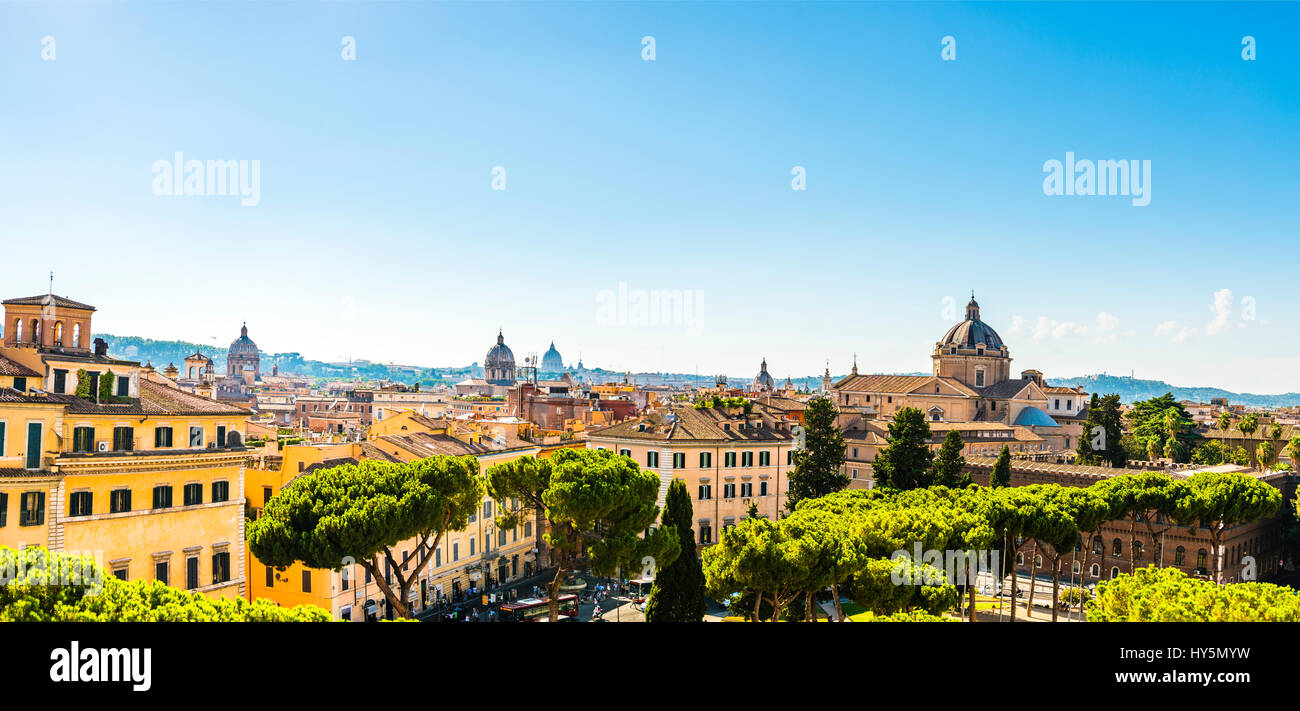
0, 293, 252, 599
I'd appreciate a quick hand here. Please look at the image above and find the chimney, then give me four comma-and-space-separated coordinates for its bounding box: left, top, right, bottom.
94, 337, 109, 357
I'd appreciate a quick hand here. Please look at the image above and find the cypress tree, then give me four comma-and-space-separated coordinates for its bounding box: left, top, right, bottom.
991, 445, 1012, 488
872, 407, 934, 490
644, 479, 706, 622
99, 369, 115, 402
930, 429, 970, 487
785, 395, 847, 511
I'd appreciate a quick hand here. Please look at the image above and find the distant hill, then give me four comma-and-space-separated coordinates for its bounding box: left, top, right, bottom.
94, 334, 449, 385
1048, 374, 1300, 408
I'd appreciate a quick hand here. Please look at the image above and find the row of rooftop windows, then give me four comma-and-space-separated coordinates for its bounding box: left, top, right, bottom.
606, 449, 793, 469
0, 481, 230, 526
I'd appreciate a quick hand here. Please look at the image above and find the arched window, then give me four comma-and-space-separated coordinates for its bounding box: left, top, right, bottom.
1072, 560, 1081, 574
14, 319, 21, 342
1197, 549, 1208, 570
1174, 546, 1186, 565
1112, 538, 1123, 556
73, 323, 81, 348
54, 321, 63, 346
1090, 564, 1100, 578
1092, 535, 1102, 555
31, 319, 40, 343
1132, 541, 1143, 561
1110, 566, 1120, 579
1034, 554, 1043, 568
1016, 552, 1024, 565
188, 366, 196, 379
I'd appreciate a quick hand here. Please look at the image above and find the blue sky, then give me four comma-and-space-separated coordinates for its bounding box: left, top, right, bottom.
1, 2, 1296, 392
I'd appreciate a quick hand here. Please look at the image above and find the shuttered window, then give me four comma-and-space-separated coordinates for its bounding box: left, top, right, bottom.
212, 552, 230, 584
19, 492, 45, 526
112, 427, 133, 452
110, 489, 132, 513
72, 427, 94, 453
69, 491, 93, 517
152, 486, 173, 509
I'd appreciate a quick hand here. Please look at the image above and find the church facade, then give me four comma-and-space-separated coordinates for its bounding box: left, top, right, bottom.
832, 296, 1087, 460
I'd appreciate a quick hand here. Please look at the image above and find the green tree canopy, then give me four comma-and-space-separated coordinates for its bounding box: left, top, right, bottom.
1087, 566, 1300, 621
1077, 393, 1125, 467
486, 447, 679, 621
1171, 471, 1282, 582
1128, 393, 1197, 463
247, 456, 483, 619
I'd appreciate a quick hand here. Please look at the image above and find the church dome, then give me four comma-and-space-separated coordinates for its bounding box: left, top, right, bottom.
939, 297, 1004, 350
753, 358, 775, 391
486, 331, 515, 368
541, 341, 563, 371
229, 323, 258, 356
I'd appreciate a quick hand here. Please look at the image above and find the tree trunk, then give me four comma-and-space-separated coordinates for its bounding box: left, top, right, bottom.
1129, 514, 1138, 574
753, 590, 763, 622
805, 591, 813, 622
362, 557, 412, 619
1212, 527, 1224, 584
547, 561, 567, 623
968, 579, 977, 622
1051, 557, 1061, 623
1026, 540, 1039, 619
831, 582, 845, 622
1008, 533, 1018, 622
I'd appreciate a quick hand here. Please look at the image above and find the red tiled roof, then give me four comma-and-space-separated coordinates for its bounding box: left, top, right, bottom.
0, 354, 41, 377
2, 294, 96, 311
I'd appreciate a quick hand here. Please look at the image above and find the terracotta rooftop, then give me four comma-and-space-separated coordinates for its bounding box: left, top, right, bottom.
2, 294, 96, 311
0, 354, 41, 378
833, 373, 979, 397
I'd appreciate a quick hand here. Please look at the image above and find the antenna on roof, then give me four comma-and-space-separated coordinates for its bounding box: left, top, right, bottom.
49, 271, 54, 296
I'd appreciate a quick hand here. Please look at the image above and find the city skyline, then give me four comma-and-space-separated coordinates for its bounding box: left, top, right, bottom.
2, 2, 1296, 391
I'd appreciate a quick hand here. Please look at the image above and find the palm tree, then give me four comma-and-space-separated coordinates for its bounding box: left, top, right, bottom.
1240, 413, 1259, 438
1286, 436, 1300, 470
1256, 441, 1276, 471
1146, 438, 1161, 462
1216, 411, 1232, 432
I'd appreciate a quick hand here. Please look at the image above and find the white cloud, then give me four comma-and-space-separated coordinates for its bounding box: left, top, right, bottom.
1094, 312, 1119, 343
1172, 326, 1197, 343
1007, 315, 1025, 336
1032, 316, 1086, 341
1206, 288, 1233, 335
1155, 320, 1177, 337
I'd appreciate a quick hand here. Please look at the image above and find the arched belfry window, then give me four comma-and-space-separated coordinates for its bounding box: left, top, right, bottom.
14, 320, 21, 342
54, 321, 64, 346
73, 323, 81, 348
